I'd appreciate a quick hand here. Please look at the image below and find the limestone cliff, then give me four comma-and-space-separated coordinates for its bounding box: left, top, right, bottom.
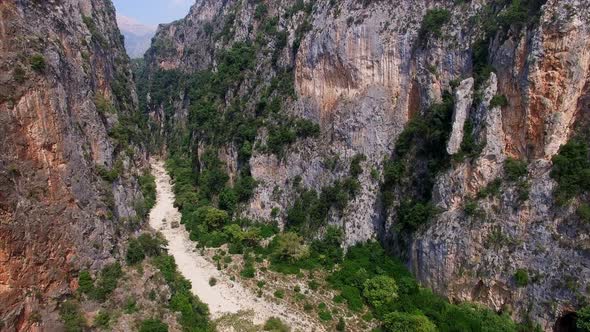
143, 0, 590, 329
0, 0, 150, 329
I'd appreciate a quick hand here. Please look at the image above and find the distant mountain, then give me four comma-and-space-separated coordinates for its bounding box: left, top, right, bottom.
117, 15, 156, 58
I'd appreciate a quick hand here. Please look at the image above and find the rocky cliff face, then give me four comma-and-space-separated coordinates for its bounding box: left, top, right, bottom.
144, 0, 590, 329
0, 0, 150, 329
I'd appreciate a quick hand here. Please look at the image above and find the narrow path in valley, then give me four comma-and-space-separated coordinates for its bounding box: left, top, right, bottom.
148, 159, 322, 332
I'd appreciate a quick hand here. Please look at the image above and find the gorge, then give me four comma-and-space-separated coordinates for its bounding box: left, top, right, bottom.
1, 0, 590, 331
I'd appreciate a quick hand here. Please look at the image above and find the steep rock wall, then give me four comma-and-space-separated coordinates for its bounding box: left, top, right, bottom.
143, 0, 590, 328
0, 0, 148, 329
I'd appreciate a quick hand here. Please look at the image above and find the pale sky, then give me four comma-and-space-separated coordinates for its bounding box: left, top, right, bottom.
112, 0, 195, 25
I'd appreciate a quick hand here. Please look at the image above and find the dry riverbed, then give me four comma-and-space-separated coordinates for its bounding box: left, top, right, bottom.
148, 160, 326, 331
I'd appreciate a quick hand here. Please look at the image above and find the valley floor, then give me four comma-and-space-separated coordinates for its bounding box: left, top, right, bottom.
148, 160, 322, 331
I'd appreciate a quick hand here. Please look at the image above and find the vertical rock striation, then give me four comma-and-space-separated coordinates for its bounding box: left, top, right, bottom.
143, 0, 590, 328
0, 0, 148, 329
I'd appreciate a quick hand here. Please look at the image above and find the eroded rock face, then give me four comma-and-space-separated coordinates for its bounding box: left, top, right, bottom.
0, 1, 147, 330
144, 0, 590, 328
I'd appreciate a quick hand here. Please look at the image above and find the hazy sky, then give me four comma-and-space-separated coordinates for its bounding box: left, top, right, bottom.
112, 0, 195, 25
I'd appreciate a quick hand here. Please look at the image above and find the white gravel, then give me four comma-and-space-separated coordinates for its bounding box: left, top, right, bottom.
148, 160, 321, 331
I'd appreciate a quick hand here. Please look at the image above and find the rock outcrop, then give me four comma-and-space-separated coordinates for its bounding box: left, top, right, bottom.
143, 0, 590, 329
0, 0, 149, 329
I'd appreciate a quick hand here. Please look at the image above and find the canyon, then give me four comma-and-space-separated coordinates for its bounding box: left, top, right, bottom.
1, 0, 590, 331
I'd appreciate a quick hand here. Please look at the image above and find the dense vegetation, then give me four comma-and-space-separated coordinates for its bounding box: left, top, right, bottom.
472, 0, 547, 87
579, 306, 590, 331
127, 233, 213, 332
418, 9, 451, 43
381, 92, 454, 234
78, 263, 123, 302
328, 242, 522, 332
130, 0, 562, 331
551, 139, 590, 204
286, 154, 365, 236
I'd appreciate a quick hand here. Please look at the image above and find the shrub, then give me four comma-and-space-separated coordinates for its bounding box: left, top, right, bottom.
472, 38, 494, 87
78, 271, 94, 294
308, 279, 319, 291
382, 92, 454, 212
59, 301, 86, 332
138, 233, 165, 256
95, 94, 116, 115
350, 154, 366, 177
123, 297, 138, 314
578, 306, 590, 332
578, 203, 590, 223
152, 255, 211, 331
478, 179, 502, 198
490, 95, 509, 108
209, 277, 217, 286
497, 0, 545, 29
240, 262, 256, 278
93, 263, 123, 301
234, 175, 257, 202
254, 3, 268, 19
363, 276, 399, 311
263, 317, 289, 332
464, 199, 479, 216
318, 310, 333, 321
271, 232, 309, 263
505, 158, 528, 181
396, 201, 435, 232
192, 206, 229, 230
336, 317, 346, 331
418, 9, 451, 42
127, 233, 165, 265
383, 312, 436, 332
94, 311, 110, 329
517, 180, 530, 202
139, 172, 157, 210
219, 188, 238, 213
514, 269, 529, 287
30, 54, 46, 72
295, 118, 320, 138
126, 238, 146, 265
274, 289, 285, 299
139, 319, 168, 332
96, 164, 119, 182
551, 139, 590, 203
340, 285, 363, 311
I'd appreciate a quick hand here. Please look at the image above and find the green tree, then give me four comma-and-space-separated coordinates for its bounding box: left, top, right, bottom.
219, 188, 238, 213
139, 319, 168, 332
505, 158, 528, 181
138, 233, 166, 257
272, 232, 309, 263
30, 54, 46, 72
578, 306, 590, 332
126, 238, 145, 265
264, 317, 289, 331
59, 301, 86, 332
362, 275, 398, 311
78, 271, 94, 294
193, 206, 229, 230
418, 9, 451, 42
336, 317, 346, 331
514, 269, 529, 287
94, 310, 110, 329
383, 312, 436, 332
